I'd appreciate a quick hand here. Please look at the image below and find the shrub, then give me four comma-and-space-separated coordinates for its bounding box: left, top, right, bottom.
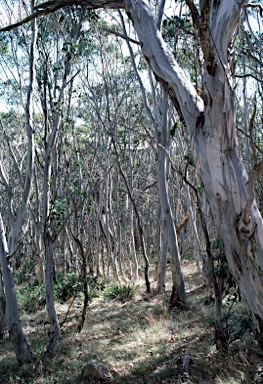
54, 272, 82, 302
16, 282, 46, 312
16, 273, 105, 312
103, 282, 137, 302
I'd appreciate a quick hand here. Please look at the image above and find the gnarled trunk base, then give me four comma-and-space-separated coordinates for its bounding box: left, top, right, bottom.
10, 323, 34, 365
169, 283, 185, 308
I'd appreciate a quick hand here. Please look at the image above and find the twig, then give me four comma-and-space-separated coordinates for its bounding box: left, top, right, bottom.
103, 27, 143, 46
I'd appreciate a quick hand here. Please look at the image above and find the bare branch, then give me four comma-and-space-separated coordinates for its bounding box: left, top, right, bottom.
235, 73, 263, 84
185, 0, 200, 30
248, 100, 257, 165
156, 0, 166, 30
0, 0, 125, 32
244, 3, 263, 13
103, 27, 143, 46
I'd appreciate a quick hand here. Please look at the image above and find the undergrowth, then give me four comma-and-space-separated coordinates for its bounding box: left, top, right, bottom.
1, 261, 262, 384
16, 273, 104, 312
103, 282, 137, 302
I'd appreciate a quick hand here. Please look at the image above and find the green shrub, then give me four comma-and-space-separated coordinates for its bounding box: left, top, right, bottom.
54, 272, 82, 302
103, 282, 137, 302
16, 282, 46, 312
16, 273, 105, 312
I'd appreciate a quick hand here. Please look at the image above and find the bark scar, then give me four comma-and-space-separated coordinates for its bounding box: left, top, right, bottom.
237, 215, 256, 239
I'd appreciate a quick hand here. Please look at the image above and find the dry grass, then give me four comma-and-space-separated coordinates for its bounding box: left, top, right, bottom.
0, 260, 262, 383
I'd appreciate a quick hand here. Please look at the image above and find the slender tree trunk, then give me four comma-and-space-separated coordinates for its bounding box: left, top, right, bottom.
65, 226, 74, 273
129, 204, 138, 281
127, 119, 138, 281
96, 219, 103, 277
70, 230, 89, 333
0, 215, 34, 364
157, 94, 185, 306
176, 129, 204, 272
156, 207, 168, 293
44, 226, 60, 356
0, 3, 36, 363
0, 270, 6, 338
35, 218, 44, 283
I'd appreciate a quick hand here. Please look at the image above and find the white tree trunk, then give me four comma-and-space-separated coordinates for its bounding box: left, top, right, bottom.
0, 270, 6, 338
156, 93, 185, 305
156, 209, 168, 293
0, 7, 36, 363
0, 215, 34, 364
44, 227, 60, 356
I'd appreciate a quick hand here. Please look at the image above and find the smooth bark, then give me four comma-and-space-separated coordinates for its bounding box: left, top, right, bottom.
0, 215, 34, 364
157, 93, 185, 305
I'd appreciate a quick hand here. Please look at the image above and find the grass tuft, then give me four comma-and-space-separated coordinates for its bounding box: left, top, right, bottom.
103, 282, 137, 302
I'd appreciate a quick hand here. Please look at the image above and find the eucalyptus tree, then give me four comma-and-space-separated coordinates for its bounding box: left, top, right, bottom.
0, 9, 37, 363
119, 12, 186, 301
34, 6, 94, 355
15, 0, 263, 344
2, 0, 263, 345
76, 25, 156, 287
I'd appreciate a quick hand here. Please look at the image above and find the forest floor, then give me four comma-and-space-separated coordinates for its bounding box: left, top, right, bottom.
1, 260, 263, 384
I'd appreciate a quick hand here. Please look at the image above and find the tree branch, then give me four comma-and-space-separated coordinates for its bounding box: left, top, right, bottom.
0, 0, 125, 32
124, 0, 203, 133
248, 100, 257, 165
244, 3, 263, 13
185, 0, 199, 30
199, 0, 216, 75
103, 27, 143, 46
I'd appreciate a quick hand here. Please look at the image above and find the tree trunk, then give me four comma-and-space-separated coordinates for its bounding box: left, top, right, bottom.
157, 93, 185, 306
195, 66, 263, 344
156, 207, 168, 293
0, 270, 6, 338
122, 0, 263, 343
0, 5, 36, 363
0, 215, 34, 364
44, 226, 60, 356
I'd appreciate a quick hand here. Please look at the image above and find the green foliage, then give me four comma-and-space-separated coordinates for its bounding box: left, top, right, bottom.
16, 279, 46, 312
16, 272, 105, 312
103, 282, 137, 302
14, 260, 36, 285
50, 196, 67, 226
54, 272, 82, 302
